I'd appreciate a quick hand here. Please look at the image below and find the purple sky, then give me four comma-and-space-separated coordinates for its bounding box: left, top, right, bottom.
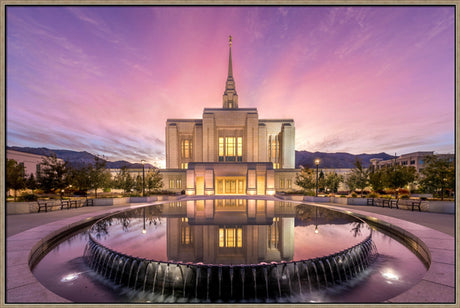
6, 6, 455, 167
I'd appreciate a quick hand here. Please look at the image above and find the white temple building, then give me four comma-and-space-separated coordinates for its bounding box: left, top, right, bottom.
161, 37, 299, 195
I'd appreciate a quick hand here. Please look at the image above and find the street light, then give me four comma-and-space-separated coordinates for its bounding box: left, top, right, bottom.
142, 207, 147, 234
314, 206, 319, 234
314, 158, 320, 197
141, 160, 146, 197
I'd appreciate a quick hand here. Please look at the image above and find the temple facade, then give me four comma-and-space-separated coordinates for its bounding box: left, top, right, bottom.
161, 37, 299, 195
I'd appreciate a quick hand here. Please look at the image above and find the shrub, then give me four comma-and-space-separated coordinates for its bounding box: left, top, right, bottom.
399, 194, 410, 199
18, 193, 38, 202
397, 188, 410, 195
351, 192, 358, 198
367, 192, 379, 198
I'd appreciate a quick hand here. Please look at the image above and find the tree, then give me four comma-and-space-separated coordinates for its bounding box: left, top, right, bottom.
6, 159, 25, 201
368, 167, 385, 192
89, 157, 111, 198
114, 167, 135, 194
146, 168, 163, 194
39, 155, 68, 194
419, 155, 455, 200
346, 159, 369, 196
295, 167, 316, 193
135, 174, 143, 194
67, 163, 91, 192
318, 170, 325, 193
324, 172, 344, 193
25, 173, 38, 193
382, 164, 417, 198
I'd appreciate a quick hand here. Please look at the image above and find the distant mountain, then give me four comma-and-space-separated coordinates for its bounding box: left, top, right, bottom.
8, 146, 394, 169
7, 146, 155, 169
295, 151, 394, 169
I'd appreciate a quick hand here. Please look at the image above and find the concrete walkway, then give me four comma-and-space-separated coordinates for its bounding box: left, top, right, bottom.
6, 201, 455, 237
4, 200, 456, 304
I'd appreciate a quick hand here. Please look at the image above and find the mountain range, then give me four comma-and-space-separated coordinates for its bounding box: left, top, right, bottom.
7, 146, 154, 169
8, 146, 394, 169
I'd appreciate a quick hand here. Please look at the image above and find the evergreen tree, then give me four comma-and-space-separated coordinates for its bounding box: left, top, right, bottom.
25, 173, 38, 193
6, 159, 25, 201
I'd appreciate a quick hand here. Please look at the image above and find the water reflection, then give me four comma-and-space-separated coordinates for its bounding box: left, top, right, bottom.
90, 199, 370, 265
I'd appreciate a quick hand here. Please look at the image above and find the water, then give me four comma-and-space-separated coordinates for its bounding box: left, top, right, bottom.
32, 199, 427, 303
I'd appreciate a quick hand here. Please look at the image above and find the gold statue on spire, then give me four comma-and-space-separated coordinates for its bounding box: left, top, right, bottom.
229, 35, 232, 47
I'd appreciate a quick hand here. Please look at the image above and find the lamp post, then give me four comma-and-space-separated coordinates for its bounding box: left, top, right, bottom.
142, 207, 146, 234
141, 160, 145, 197
314, 158, 320, 197
315, 206, 319, 234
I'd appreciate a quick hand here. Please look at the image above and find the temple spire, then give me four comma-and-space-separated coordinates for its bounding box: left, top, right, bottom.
223, 35, 238, 109
228, 35, 233, 77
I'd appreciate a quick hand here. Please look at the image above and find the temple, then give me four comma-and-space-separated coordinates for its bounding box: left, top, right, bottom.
161, 36, 298, 195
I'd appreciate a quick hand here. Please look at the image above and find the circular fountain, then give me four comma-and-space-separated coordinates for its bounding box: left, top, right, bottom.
31, 198, 429, 303
82, 199, 378, 302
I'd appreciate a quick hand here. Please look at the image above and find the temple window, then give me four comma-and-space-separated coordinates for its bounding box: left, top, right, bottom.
268, 135, 280, 169
180, 218, 192, 246
219, 226, 243, 248
219, 136, 243, 162
268, 217, 280, 249
181, 139, 192, 159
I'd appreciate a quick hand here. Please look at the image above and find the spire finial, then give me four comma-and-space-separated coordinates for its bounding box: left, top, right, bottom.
223, 35, 238, 109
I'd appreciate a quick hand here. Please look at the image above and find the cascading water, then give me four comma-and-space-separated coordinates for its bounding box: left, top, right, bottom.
84, 234, 377, 302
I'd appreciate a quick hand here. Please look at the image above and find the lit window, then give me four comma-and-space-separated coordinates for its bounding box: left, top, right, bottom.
176, 179, 182, 188
268, 217, 280, 248
219, 136, 243, 162
181, 139, 192, 159
237, 137, 243, 156
218, 226, 243, 248
219, 137, 224, 157
217, 179, 224, 194
226, 137, 235, 156
280, 178, 285, 189
169, 179, 175, 188
181, 163, 188, 169
287, 179, 292, 189
268, 135, 280, 168
181, 217, 192, 245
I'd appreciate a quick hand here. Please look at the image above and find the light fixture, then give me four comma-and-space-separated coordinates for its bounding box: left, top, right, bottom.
141, 160, 146, 196
314, 159, 320, 196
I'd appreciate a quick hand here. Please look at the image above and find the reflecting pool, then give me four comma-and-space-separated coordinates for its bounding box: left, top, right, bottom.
32, 199, 427, 303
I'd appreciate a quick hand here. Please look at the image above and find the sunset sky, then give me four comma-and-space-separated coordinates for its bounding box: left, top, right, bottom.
6, 6, 455, 167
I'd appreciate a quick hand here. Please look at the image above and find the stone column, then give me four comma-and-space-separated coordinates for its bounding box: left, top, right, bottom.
186, 169, 195, 195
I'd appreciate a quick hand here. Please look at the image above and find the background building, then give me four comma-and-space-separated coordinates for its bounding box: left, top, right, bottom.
6, 149, 64, 178
370, 151, 454, 173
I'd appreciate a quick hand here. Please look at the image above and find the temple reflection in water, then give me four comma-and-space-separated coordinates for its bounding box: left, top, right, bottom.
163, 199, 296, 265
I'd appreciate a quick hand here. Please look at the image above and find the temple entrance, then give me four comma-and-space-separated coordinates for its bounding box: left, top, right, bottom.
196, 176, 205, 195
257, 176, 265, 195
215, 176, 246, 195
